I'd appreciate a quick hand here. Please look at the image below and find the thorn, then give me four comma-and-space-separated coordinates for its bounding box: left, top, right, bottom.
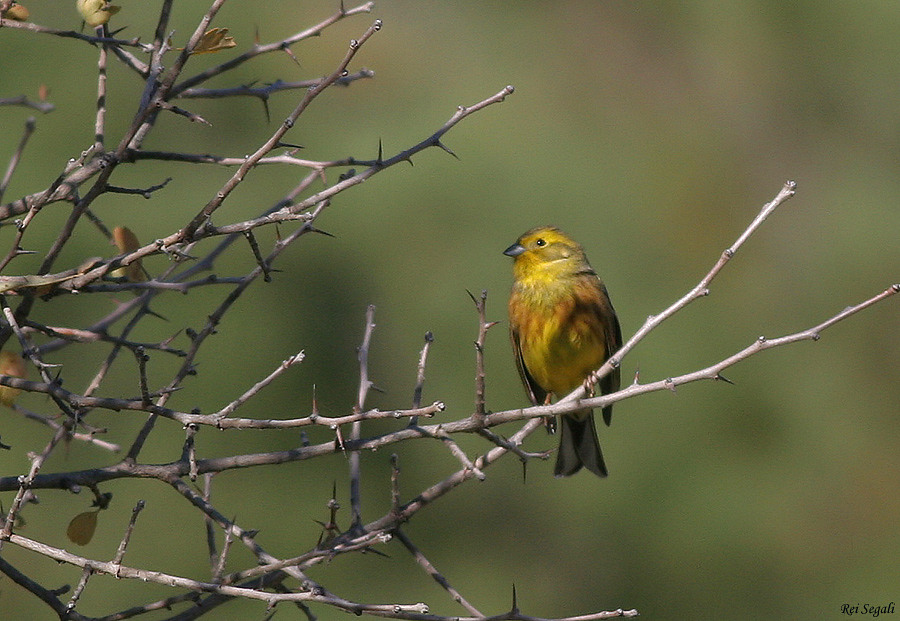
262, 98, 271, 124
376, 138, 384, 164
306, 226, 335, 239
282, 45, 300, 66
435, 140, 458, 159
143, 307, 169, 322
715, 373, 735, 385
510, 584, 519, 614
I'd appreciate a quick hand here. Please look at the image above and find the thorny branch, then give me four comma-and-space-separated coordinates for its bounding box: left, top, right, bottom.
0, 1, 896, 620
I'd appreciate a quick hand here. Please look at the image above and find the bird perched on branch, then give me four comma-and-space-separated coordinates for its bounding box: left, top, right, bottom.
504, 226, 622, 477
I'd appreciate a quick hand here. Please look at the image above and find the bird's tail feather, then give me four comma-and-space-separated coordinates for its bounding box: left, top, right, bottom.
554, 411, 608, 478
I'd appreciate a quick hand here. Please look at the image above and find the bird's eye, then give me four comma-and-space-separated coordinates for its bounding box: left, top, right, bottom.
535, 238, 546, 247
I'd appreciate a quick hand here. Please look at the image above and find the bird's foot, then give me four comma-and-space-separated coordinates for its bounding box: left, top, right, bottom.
582, 373, 598, 396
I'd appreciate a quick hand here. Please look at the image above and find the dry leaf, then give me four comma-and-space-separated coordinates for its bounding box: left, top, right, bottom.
111, 226, 146, 283
188, 28, 236, 55
2, 2, 30, 21
0, 351, 26, 407
67, 510, 99, 545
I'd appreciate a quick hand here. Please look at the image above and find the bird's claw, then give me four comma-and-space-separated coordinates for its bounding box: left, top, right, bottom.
543, 415, 557, 435
582, 373, 598, 396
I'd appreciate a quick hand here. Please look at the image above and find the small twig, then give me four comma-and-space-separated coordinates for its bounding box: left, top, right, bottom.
349, 305, 377, 531
24, 320, 186, 357
203, 473, 217, 572
176, 69, 375, 100
154, 100, 212, 125
213, 522, 235, 583
127, 149, 354, 169
0, 425, 69, 550
0, 118, 41, 274
468, 289, 498, 419
165, 474, 321, 590
2, 304, 77, 419
0, 95, 55, 114
111, 500, 146, 572
105, 176, 172, 198
66, 564, 94, 613
0, 366, 445, 430
81, 293, 159, 397
0, 116, 36, 206
316, 482, 342, 548
409, 331, 434, 426
93, 27, 109, 154
242, 230, 272, 282
477, 427, 551, 463
431, 427, 486, 481
389, 454, 401, 516
0, 19, 150, 50
13, 405, 120, 453
361, 418, 545, 538
394, 528, 484, 617
183, 423, 199, 481
0, 555, 77, 620
97, 591, 203, 620
169, 2, 377, 97
134, 346, 151, 406
214, 352, 305, 420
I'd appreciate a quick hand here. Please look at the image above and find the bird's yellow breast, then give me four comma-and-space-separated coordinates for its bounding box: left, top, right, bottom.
511, 282, 608, 397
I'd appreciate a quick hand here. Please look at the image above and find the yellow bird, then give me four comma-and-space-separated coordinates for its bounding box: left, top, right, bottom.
76, 0, 120, 28
504, 226, 622, 477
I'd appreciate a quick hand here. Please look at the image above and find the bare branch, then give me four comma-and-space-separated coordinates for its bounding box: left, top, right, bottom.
568, 180, 797, 405
0, 116, 36, 206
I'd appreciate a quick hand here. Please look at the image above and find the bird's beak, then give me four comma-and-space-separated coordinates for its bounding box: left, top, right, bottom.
503, 242, 525, 257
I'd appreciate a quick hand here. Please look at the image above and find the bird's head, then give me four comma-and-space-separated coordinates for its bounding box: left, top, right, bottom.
503, 226, 590, 282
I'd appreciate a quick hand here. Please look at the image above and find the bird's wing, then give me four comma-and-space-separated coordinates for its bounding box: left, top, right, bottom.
510, 326, 547, 407
598, 282, 623, 425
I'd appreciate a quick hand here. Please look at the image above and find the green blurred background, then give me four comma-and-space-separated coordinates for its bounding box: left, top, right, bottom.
2, 1, 899, 619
